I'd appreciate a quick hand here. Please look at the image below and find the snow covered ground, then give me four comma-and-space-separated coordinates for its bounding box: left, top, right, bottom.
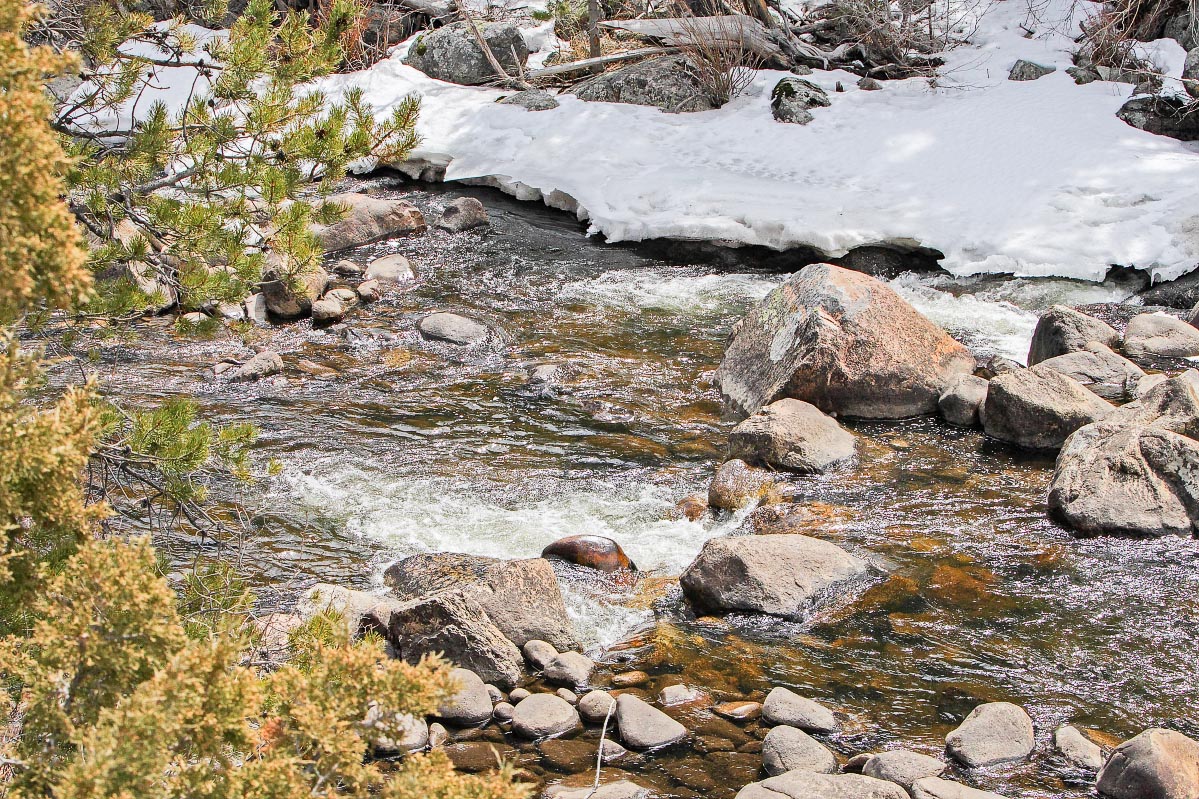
315, 0, 1199, 282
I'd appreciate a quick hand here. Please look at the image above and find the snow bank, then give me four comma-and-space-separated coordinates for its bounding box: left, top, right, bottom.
317, 0, 1199, 282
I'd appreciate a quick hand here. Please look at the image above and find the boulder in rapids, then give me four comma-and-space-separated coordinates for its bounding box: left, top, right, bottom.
542, 535, 636, 572
680, 534, 868, 619
861, 750, 945, 790
1096, 728, 1199, 799
419, 312, 490, 345
365, 253, 415, 282
707, 458, 782, 511
944, 701, 1035, 768
910, 779, 1007, 799
726, 399, 856, 473
1027, 305, 1120, 365
735, 771, 908, 799
436, 197, 490, 232
1123, 312, 1199, 359
716, 264, 974, 420
312, 193, 426, 253
762, 687, 839, 732
384, 553, 579, 651
1053, 725, 1105, 771
982, 364, 1112, 450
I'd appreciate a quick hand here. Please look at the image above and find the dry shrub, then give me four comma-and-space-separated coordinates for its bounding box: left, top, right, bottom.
672, 6, 764, 105
1075, 0, 1194, 72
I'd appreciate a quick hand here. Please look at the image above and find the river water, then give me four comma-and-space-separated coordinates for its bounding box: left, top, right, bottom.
65, 183, 1199, 798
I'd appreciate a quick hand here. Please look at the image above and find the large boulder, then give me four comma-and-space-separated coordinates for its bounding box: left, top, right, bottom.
982, 365, 1112, 450
736, 772, 908, 799
716, 264, 974, 420
1027, 305, 1120, 365
726, 399, 856, 473
1048, 371, 1199, 536
1037, 342, 1146, 402
312, 193, 426, 252
762, 687, 839, 733
680, 534, 868, 619
384, 553, 579, 651
762, 725, 837, 775
386, 589, 524, 688
569, 56, 717, 113
419, 312, 491, 345
1096, 728, 1199, 799
615, 693, 687, 750
1123, 312, 1199, 359
944, 702, 1035, 768
403, 21, 529, 86
436, 197, 490, 232
1117, 95, 1199, 141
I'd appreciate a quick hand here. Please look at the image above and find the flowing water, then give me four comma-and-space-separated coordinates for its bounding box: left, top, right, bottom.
59, 183, 1199, 798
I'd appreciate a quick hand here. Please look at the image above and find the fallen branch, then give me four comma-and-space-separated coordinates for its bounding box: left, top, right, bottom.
525, 46, 681, 78
600, 15, 786, 62
461, 7, 532, 89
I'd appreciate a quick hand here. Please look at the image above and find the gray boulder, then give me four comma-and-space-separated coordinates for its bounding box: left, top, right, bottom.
762, 725, 837, 775
419, 312, 490, 345
1096, 728, 1199, 799
522, 639, 559, 670
1165, 13, 1199, 50
726, 399, 856, 473
436, 197, 489, 232
1123, 312, 1199, 358
735, 772, 908, 799
365, 253, 416, 282
1053, 725, 1104, 771
261, 263, 329, 320
384, 553, 579, 651
570, 56, 716, 113
499, 89, 560, 111
944, 702, 1035, 768
615, 694, 687, 749
680, 534, 868, 619
312, 193, 425, 252
771, 77, 831, 124
310, 296, 345, 324
717, 264, 974, 420
861, 750, 945, 790
435, 668, 494, 726
1027, 305, 1120, 365
910, 779, 1006, 799
543, 651, 594, 688
404, 22, 529, 86
578, 690, 616, 724
493, 701, 515, 722
982, 364, 1112, 450
1037, 342, 1146, 402
938, 375, 988, 427
226, 350, 283, 382
244, 293, 268, 325
1117, 95, 1199, 141
762, 687, 839, 733
511, 693, 581, 739
387, 589, 524, 688
1008, 59, 1056, 80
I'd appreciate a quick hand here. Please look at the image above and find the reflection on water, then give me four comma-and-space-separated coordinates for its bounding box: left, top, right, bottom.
54, 184, 1197, 798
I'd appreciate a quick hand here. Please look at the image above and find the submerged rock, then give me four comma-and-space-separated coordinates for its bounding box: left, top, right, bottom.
419, 312, 490, 345
716, 264, 973, 420
680, 534, 868, 619
762, 725, 837, 775
542, 535, 636, 572
1027, 305, 1120, 365
404, 21, 529, 86
982, 365, 1112, 450
735, 771, 907, 799
226, 350, 283, 382
312, 193, 426, 252
1096, 728, 1199, 799
726, 399, 856, 473
944, 702, 1035, 768
570, 56, 716, 113
771, 77, 830, 124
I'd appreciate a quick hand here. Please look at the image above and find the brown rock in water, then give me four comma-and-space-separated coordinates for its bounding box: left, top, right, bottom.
708, 458, 781, 511
674, 495, 708, 521
713, 701, 763, 722
542, 535, 636, 572
716, 263, 974, 420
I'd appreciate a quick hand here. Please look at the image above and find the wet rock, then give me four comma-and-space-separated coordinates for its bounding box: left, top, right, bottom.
615, 693, 687, 749
736, 771, 908, 799
365, 253, 415, 282
726, 399, 856, 473
1053, 725, 1104, 771
1027, 305, 1120, 365
938, 375, 988, 427
1049, 371, 1199, 536
762, 687, 839, 733
680, 535, 868, 619
387, 589, 523, 689
493, 701, 515, 722
310, 296, 345, 324
538, 737, 596, 771
542, 535, 636, 572
771, 77, 831, 124
357, 279, 381, 303
762, 725, 837, 775
436, 197, 490, 232
713, 701, 762, 722
385, 553, 579, 651
312, 193, 426, 252
512, 693, 581, 739
910, 778, 1006, 799
261, 264, 329, 319
365, 704, 429, 755
1008, 59, 1055, 80
570, 56, 717, 113
332, 259, 364, 276
707, 459, 780, 511
579, 690, 617, 723
556, 688, 579, 704
436, 668, 494, 726
404, 22, 529, 86
611, 671, 650, 688
1117, 94, 1199, 141
419, 312, 490, 345
245, 293, 268, 325
523, 639, 559, 670
676, 495, 708, 521
1037, 342, 1146, 402
295, 583, 398, 639
499, 89, 560, 111
1123, 312, 1199, 358
546, 781, 653, 799
747, 503, 822, 535
861, 750, 945, 790
544, 651, 595, 688
226, 350, 283, 382
1096, 728, 1199, 799
444, 741, 517, 772
945, 702, 1035, 768
717, 264, 974, 420
659, 684, 707, 706
982, 365, 1112, 450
